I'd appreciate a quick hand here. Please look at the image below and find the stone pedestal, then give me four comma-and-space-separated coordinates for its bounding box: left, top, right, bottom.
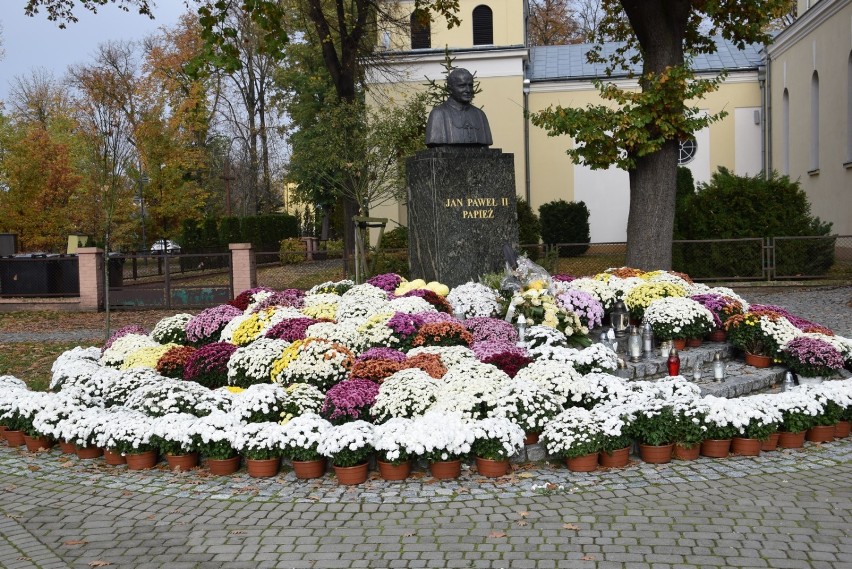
406, 147, 519, 287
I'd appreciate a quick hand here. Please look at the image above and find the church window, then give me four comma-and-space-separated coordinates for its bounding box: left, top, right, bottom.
678, 138, 697, 165
411, 10, 431, 49
472, 5, 493, 45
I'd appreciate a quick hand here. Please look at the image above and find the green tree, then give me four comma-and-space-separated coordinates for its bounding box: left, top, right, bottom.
530, 0, 789, 270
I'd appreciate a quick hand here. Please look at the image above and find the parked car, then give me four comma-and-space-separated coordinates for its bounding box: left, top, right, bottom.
150, 239, 181, 254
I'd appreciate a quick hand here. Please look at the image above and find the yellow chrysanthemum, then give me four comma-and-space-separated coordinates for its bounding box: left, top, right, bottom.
226, 386, 245, 394
121, 344, 176, 370
302, 302, 337, 320
270, 339, 305, 380
231, 308, 275, 347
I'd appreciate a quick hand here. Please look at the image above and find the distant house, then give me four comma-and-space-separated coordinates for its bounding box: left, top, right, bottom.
367, 0, 851, 241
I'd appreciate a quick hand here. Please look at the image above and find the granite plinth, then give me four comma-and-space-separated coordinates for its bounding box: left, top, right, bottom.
406, 147, 519, 287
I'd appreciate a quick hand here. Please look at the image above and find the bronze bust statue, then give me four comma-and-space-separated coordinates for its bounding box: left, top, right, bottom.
425, 68, 493, 147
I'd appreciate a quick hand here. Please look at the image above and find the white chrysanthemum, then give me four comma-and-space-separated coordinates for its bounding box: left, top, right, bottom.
447, 282, 501, 318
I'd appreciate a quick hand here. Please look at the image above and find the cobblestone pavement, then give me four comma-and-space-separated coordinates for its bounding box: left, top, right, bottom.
1, 437, 851, 569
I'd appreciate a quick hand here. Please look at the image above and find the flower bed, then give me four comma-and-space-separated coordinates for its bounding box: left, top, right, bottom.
3, 266, 852, 483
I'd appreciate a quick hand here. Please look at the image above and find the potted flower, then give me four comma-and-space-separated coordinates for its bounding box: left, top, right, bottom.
280, 383, 325, 421
317, 421, 375, 485
782, 336, 845, 386
321, 379, 380, 424
184, 342, 238, 389
690, 293, 744, 341
372, 417, 416, 480
100, 408, 159, 469
151, 413, 201, 471
541, 407, 602, 472
4, 391, 53, 451
725, 310, 800, 367
643, 297, 715, 349
624, 384, 678, 464
623, 281, 686, 323
447, 282, 502, 319
409, 411, 476, 479
556, 289, 605, 330
491, 378, 562, 445
270, 338, 354, 390
229, 383, 290, 424
370, 369, 440, 423
773, 390, 825, 448
185, 304, 243, 346
805, 384, 847, 443
730, 397, 781, 455
32, 388, 97, 454
668, 394, 706, 461
698, 396, 740, 458
123, 378, 231, 418
226, 338, 289, 388
151, 313, 193, 345
232, 421, 288, 478
593, 408, 632, 468
156, 345, 197, 379
280, 413, 332, 479
470, 417, 525, 477
192, 411, 242, 475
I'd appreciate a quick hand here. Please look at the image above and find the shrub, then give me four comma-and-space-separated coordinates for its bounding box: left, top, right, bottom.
673, 168, 834, 278
202, 217, 221, 247
379, 226, 408, 250
220, 216, 242, 244
539, 200, 590, 257
240, 216, 262, 248
279, 238, 307, 265
180, 219, 203, 252
516, 198, 541, 260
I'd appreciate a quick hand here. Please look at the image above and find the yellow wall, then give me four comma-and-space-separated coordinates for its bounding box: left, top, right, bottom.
768, 0, 852, 234
380, 0, 526, 51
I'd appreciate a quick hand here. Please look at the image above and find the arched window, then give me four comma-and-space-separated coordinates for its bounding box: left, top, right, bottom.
472, 5, 493, 46
847, 52, 852, 163
410, 10, 431, 49
783, 88, 790, 175
810, 71, 819, 172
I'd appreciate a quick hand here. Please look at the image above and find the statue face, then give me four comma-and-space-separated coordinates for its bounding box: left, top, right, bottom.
447, 71, 474, 105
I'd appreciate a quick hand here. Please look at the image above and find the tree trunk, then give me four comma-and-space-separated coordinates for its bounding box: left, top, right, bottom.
625, 139, 678, 270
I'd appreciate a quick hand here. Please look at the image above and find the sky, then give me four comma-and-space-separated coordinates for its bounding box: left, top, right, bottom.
0, 1, 188, 103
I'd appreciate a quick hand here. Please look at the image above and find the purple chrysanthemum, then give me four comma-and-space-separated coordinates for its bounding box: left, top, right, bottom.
183, 342, 237, 388
264, 317, 319, 342
228, 287, 275, 311
250, 289, 305, 312
783, 336, 845, 377
185, 304, 243, 345
356, 347, 407, 363
367, 273, 403, 293
463, 317, 518, 343
321, 379, 380, 424
552, 274, 576, 283
556, 289, 604, 329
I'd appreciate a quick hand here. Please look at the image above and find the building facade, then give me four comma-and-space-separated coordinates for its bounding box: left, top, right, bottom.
367, 0, 851, 241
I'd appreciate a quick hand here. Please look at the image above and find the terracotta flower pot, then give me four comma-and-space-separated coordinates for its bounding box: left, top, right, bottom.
246, 457, 280, 478
523, 431, 540, 445
806, 424, 836, 443
834, 421, 851, 439
475, 457, 509, 478
708, 329, 727, 343
377, 460, 411, 481
75, 445, 103, 459
744, 352, 772, 368
291, 459, 326, 480
58, 440, 77, 454
638, 443, 673, 464
599, 446, 630, 468
778, 431, 806, 449
104, 449, 126, 465
0, 425, 7, 442
566, 452, 599, 472
5, 430, 25, 448
700, 439, 731, 458
686, 337, 703, 348
125, 450, 158, 470
207, 455, 241, 476
672, 338, 687, 351
429, 459, 462, 480
334, 462, 369, 485
673, 443, 700, 461
760, 432, 780, 451
165, 452, 199, 471
23, 434, 53, 452
731, 437, 761, 456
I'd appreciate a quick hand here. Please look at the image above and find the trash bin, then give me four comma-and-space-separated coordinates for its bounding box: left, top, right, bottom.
108, 254, 125, 288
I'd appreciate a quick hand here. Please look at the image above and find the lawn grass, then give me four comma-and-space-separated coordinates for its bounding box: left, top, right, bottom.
0, 341, 83, 392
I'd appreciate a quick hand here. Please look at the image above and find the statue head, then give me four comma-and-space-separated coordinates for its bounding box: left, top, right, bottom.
446, 68, 474, 105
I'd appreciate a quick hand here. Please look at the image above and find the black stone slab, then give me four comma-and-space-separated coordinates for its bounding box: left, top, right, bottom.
406, 147, 519, 287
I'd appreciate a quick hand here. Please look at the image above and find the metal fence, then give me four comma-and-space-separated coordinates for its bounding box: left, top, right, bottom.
108, 251, 233, 310
0, 254, 80, 297
255, 249, 346, 291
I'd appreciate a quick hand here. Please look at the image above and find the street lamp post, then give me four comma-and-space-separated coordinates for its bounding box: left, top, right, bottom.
138, 172, 148, 251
